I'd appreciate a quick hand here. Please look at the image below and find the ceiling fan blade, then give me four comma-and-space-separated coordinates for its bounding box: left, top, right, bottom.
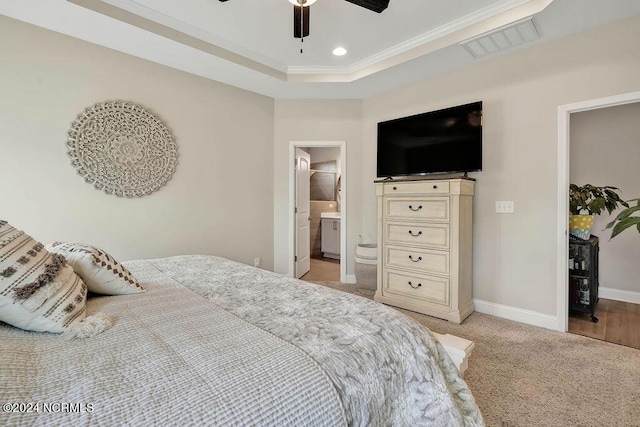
344, 0, 390, 13
293, 5, 310, 39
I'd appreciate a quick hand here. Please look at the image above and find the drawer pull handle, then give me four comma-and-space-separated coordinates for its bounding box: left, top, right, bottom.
393, 186, 397, 190
433, 185, 438, 189
408, 281, 422, 289
408, 255, 422, 262
408, 230, 422, 237
408, 205, 423, 211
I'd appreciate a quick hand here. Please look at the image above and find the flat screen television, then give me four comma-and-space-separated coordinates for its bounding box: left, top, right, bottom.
377, 101, 482, 178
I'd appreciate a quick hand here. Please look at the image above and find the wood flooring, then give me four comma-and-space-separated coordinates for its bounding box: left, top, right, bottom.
568, 298, 640, 349
300, 258, 340, 282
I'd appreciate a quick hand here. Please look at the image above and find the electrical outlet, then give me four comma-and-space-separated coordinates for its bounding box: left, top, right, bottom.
254, 257, 261, 268
495, 201, 515, 213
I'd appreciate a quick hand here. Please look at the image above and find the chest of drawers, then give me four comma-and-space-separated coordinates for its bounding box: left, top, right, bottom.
374, 178, 475, 323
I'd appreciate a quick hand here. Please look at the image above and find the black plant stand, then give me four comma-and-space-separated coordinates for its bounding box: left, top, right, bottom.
568, 234, 599, 323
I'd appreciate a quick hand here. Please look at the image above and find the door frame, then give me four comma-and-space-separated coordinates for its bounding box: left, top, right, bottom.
556, 90, 640, 332
289, 141, 347, 283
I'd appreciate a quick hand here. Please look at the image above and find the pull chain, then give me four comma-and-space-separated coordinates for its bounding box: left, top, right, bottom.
300, 2, 304, 53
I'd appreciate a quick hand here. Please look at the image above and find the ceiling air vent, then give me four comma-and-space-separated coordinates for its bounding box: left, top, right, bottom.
461, 17, 540, 58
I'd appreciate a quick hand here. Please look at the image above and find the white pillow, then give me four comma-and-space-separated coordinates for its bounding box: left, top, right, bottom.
0, 221, 110, 338
46, 242, 145, 295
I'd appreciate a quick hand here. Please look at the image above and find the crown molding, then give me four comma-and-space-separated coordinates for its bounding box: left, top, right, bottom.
102, 0, 289, 72
287, 0, 553, 82
287, 66, 350, 74
68, 0, 288, 80
69, 0, 554, 83
289, 0, 535, 76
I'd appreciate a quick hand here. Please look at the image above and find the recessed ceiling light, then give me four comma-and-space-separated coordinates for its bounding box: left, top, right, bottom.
333, 47, 347, 56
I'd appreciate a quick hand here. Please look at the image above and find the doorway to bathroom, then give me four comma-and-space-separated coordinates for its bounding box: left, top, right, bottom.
289, 141, 346, 283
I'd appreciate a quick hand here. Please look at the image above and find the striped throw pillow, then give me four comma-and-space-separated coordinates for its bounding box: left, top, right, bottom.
0, 221, 111, 338
46, 242, 145, 295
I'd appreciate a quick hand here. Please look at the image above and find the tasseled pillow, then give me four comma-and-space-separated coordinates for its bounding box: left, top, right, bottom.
0, 220, 111, 338
46, 242, 144, 295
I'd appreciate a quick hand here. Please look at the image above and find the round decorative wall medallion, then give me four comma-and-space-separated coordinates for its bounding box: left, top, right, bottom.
67, 101, 178, 197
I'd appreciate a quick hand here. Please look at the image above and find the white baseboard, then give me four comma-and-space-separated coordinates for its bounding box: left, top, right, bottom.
473, 299, 558, 331
599, 287, 640, 304
344, 274, 357, 284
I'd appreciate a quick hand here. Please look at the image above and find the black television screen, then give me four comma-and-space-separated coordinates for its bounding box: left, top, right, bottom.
377, 102, 482, 177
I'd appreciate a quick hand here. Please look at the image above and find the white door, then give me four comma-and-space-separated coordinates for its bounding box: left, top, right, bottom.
295, 148, 311, 278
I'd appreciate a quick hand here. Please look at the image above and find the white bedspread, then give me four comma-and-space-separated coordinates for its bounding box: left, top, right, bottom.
142, 256, 484, 427
0, 260, 345, 427
0, 255, 483, 426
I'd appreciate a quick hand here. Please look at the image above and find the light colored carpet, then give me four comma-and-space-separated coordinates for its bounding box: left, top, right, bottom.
312, 281, 640, 427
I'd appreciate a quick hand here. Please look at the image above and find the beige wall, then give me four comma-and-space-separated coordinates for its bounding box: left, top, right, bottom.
306, 147, 341, 164
570, 102, 640, 293
0, 16, 275, 269
3, 11, 639, 319
273, 100, 363, 278
362, 15, 640, 316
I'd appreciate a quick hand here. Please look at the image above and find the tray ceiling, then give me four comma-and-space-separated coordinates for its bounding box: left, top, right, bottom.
1, 0, 639, 98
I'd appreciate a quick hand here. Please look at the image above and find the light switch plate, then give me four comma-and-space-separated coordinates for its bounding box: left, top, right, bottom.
495, 201, 515, 213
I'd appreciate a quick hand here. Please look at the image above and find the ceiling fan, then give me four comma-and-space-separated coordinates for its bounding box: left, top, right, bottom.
218, 0, 391, 53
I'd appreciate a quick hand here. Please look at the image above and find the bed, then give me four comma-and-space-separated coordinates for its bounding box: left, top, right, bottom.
0, 255, 483, 426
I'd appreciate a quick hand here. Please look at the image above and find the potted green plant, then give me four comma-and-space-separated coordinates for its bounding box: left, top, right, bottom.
604, 198, 640, 239
569, 183, 628, 239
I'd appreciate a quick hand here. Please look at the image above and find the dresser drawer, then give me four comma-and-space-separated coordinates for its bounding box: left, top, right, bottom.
384, 197, 449, 221
384, 269, 449, 305
383, 181, 449, 195
385, 246, 449, 275
384, 222, 450, 249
